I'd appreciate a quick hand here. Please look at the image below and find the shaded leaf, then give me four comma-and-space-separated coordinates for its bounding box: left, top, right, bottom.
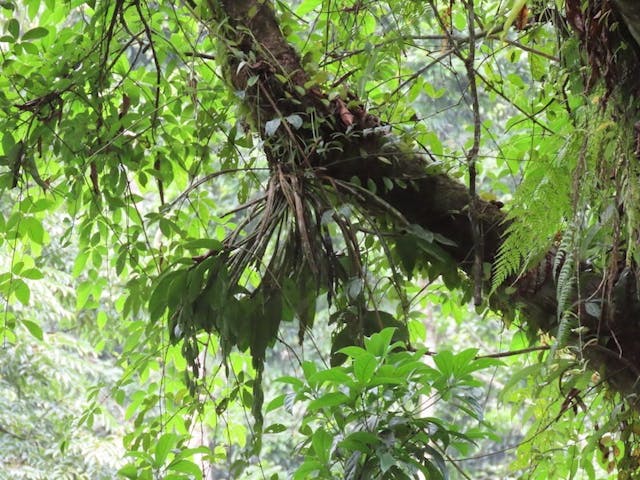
265, 118, 281, 136
22, 26, 48, 40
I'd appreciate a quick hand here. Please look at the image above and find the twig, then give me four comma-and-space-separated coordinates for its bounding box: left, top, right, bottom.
463, 0, 484, 306
184, 51, 216, 60
421, 345, 550, 359
476, 345, 550, 359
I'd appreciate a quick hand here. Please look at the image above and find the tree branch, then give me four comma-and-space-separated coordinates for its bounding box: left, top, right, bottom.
209, 0, 640, 402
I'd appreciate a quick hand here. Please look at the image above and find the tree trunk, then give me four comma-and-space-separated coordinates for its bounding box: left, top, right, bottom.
208, 0, 640, 399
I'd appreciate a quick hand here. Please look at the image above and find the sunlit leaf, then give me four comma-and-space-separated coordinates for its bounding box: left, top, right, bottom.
22, 319, 43, 340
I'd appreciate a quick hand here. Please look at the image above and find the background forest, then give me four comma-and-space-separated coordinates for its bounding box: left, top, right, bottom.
1, 0, 640, 479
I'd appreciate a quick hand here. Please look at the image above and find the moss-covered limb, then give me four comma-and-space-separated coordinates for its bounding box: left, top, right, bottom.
210, 0, 506, 266
208, 0, 329, 135
209, 0, 640, 398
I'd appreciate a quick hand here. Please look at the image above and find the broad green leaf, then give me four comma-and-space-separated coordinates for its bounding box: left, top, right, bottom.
369, 376, 404, 387
264, 423, 287, 434
182, 238, 222, 251
301, 360, 318, 382
168, 459, 202, 480
308, 392, 349, 411
76, 280, 92, 310
117, 464, 138, 479
293, 460, 323, 480
312, 428, 332, 463
353, 352, 377, 384
364, 327, 395, 356
6, 18, 19, 38
276, 375, 305, 389
296, 0, 321, 16
154, 433, 180, 467
72, 250, 89, 277
338, 345, 367, 360
266, 394, 285, 413
22, 319, 43, 340
308, 367, 352, 386
20, 267, 43, 280
379, 452, 397, 474
341, 431, 381, 448
22, 26, 49, 40
23, 216, 44, 244
13, 278, 30, 305
96, 310, 107, 330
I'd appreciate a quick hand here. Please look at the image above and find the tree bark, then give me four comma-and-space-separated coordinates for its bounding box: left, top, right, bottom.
209, 0, 640, 399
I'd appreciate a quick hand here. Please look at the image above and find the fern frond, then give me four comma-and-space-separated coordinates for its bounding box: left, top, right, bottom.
555, 249, 575, 320
492, 129, 582, 292
551, 311, 578, 358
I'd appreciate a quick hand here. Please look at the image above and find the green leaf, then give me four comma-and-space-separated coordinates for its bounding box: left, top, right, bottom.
22, 319, 43, 340
433, 350, 457, 376
96, 311, 107, 330
353, 353, 377, 384
276, 375, 305, 389
395, 235, 419, 277
159, 218, 175, 237
2, 131, 15, 152
338, 345, 367, 360
117, 464, 138, 479
182, 238, 223, 251
266, 394, 285, 413
312, 428, 332, 463
500, 363, 544, 401
296, 0, 322, 15
407, 224, 433, 243
293, 460, 323, 480
20, 267, 43, 280
23, 216, 44, 244
364, 326, 396, 356
308, 367, 352, 386
264, 423, 287, 434
308, 392, 349, 411
150, 269, 185, 321
368, 376, 404, 386
72, 250, 88, 277
168, 459, 202, 479
13, 278, 30, 305
154, 433, 180, 467
423, 444, 447, 479
6, 18, 19, 38
366, 178, 377, 194
341, 431, 381, 448
22, 26, 49, 40
379, 452, 397, 473
76, 280, 92, 310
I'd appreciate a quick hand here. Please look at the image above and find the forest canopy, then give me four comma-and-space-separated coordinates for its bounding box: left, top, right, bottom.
2, 0, 640, 478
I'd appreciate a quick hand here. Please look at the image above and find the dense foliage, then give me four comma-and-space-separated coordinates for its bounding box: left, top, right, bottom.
2, 0, 640, 478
